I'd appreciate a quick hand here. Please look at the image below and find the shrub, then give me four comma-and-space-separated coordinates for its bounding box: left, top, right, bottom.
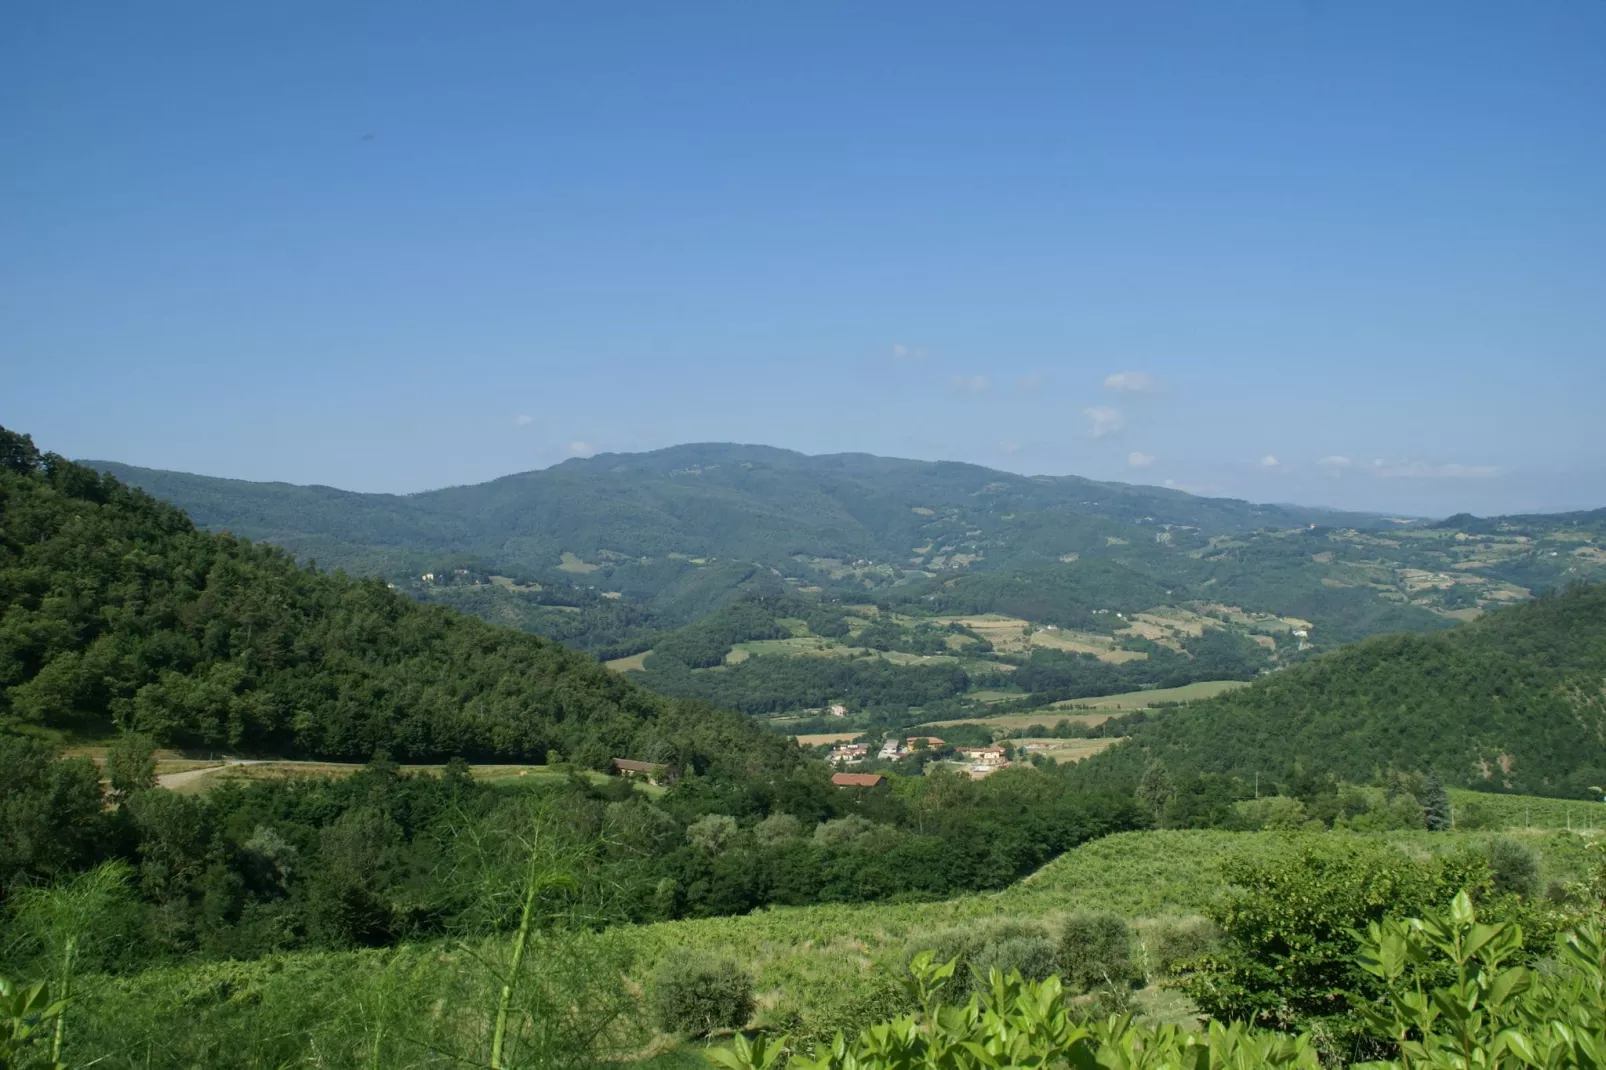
908, 918, 1056, 994
1142, 916, 1221, 978
649, 953, 754, 1037
1485, 836, 1539, 900
1057, 911, 1133, 992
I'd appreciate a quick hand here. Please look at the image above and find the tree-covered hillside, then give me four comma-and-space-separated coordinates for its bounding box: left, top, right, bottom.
88, 445, 1606, 680
1089, 583, 1606, 797
0, 427, 785, 769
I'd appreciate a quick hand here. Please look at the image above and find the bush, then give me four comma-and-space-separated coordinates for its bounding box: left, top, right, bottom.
1057, 911, 1133, 992
1485, 836, 1539, 900
649, 953, 754, 1037
909, 918, 1056, 994
1141, 916, 1221, 978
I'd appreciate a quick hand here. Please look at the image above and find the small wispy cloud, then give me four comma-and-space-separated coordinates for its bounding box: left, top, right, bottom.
1084, 407, 1124, 438
997, 441, 1022, 454
950, 375, 991, 395
1104, 371, 1160, 394
566, 441, 596, 457
1127, 451, 1155, 468
1372, 460, 1501, 479
513, 414, 534, 427
1317, 455, 1351, 472
891, 343, 927, 360
1260, 455, 1281, 469
1015, 372, 1044, 392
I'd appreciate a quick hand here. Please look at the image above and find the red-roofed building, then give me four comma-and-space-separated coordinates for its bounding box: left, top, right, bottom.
831, 772, 888, 788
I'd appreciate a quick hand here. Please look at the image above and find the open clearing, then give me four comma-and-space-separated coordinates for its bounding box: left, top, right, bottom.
1049, 679, 1249, 710
605, 650, 651, 672
794, 732, 862, 746
921, 710, 1119, 731
158, 760, 636, 796
556, 551, 600, 573
1013, 737, 1123, 762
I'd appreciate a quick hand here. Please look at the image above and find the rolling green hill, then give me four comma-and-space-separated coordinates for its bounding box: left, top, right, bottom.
86, 445, 1606, 718
1086, 583, 1606, 798
0, 426, 786, 769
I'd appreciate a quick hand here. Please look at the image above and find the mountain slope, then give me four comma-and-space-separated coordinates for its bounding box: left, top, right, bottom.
1, 427, 785, 769
1093, 583, 1606, 797
88, 445, 1603, 666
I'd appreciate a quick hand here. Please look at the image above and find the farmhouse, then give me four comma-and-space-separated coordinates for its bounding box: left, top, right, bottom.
956, 746, 1006, 767
878, 739, 903, 760
610, 758, 675, 786
828, 743, 869, 765
831, 772, 887, 788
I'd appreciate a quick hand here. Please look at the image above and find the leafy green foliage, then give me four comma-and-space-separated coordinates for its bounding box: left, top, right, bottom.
1180, 837, 1538, 1031
649, 953, 754, 1037
1056, 912, 1134, 993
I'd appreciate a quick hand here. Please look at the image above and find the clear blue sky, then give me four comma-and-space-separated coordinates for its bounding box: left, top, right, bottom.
4, 2, 1602, 516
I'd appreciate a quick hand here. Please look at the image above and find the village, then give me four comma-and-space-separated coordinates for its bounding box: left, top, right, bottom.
822, 733, 1051, 788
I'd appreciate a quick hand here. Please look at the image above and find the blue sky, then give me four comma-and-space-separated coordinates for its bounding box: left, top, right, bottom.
4, 2, 1602, 517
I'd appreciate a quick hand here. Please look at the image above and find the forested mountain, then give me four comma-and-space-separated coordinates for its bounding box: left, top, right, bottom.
1086, 583, 1606, 797
0, 426, 787, 768
90, 447, 1606, 675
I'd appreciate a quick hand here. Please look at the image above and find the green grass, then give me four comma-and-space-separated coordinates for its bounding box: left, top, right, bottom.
1048, 679, 1251, 710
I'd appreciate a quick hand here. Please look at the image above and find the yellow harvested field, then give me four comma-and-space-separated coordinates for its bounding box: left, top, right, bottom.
605, 651, 651, 672
794, 733, 862, 746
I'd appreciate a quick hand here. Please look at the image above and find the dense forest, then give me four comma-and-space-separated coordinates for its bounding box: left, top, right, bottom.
0, 736, 1141, 965
0, 427, 781, 768
1078, 583, 1606, 797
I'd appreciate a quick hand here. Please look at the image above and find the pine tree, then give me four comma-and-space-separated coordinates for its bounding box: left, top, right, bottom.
1138, 759, 1175, 817
1422, 769, 1452, 831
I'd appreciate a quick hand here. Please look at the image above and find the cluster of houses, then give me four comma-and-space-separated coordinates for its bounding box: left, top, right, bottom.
824, 736, 1014, 780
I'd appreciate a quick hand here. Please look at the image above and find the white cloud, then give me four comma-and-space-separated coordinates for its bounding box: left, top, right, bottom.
1373, 460, 1502, 479
1317, 455, 1351, 472
566, 441, 596, 457
513, 413, 534, 427
891, 343, 926, 360
1103, 371, 1159, 393
1083, 406, 1124, 438
1163, 479, 1178, 488
997, 441, 1022, 454
892, 343, 908, 357
1127, 451, 1155, 468
1015, 372, 1044, 391
949, 375, 990, 395
1260, 455, 1281, 468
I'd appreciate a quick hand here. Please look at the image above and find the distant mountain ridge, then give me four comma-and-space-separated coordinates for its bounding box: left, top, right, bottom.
86, 444, 1604, 668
